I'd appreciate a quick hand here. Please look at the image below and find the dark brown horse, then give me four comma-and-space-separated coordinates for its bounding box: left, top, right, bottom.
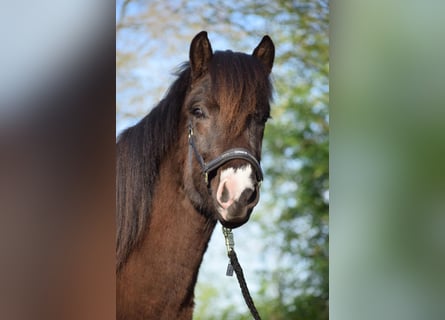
116, 31, 274, 319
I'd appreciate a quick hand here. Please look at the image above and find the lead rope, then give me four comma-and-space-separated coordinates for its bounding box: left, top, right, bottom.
222, 227, 262, 320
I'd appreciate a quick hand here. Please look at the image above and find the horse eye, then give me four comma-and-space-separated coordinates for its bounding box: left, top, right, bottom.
253, 113, 270, 124
191, 107, 205, 118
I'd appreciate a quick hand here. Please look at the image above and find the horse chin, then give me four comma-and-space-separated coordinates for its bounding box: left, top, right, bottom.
218, 216, 249, 229
216, 205, 253, 229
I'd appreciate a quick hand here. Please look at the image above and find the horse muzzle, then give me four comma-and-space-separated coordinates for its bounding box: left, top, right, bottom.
214, 163, 261, 228
188, 126, 263, 226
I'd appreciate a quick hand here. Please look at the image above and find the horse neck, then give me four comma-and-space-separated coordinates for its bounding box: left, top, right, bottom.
117, 149, 217, 320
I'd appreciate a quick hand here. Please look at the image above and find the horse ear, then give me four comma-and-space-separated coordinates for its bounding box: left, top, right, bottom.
252, 35, 275, 74
189, 31, 213, 81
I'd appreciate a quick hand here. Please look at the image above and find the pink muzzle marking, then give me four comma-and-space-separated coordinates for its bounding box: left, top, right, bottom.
216, 165, 255, 218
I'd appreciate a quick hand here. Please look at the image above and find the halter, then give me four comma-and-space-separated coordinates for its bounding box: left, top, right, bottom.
188, 122, 263, 185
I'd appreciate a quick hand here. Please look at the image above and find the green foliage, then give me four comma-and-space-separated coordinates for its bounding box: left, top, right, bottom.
197, 0, 329, 317
240, 1, 329, 318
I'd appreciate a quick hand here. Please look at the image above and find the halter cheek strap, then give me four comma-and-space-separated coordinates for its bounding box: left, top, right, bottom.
188, 124, 206, 170
188, 123, 263, 185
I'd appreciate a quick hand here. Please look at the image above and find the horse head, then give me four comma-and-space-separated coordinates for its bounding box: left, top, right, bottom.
183, 31, 274, 228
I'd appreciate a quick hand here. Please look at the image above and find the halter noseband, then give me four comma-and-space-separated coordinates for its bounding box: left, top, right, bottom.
188, 122, 263, 185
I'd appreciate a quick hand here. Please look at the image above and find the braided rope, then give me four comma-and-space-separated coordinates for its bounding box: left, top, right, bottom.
228, 250, 262, 320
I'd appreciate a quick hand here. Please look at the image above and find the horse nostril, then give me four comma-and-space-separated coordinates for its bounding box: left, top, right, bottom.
217, 181, 234, 209
220, 183, 230, 203
238, 188, 255, 205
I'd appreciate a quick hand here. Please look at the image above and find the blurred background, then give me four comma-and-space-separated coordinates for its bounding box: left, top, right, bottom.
116, 0, 329, 319
331, 1, 445, 319
3, 1, 444, 319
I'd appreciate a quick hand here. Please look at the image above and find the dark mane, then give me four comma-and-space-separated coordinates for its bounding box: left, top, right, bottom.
116, 64, 191, 271
116, 51, 273, 271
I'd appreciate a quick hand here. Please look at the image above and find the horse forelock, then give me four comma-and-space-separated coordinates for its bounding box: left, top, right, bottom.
209, 51, 273, 136
116, 65, 191, 271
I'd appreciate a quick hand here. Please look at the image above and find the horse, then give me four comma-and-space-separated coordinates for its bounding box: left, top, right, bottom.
116, 31, 274, 319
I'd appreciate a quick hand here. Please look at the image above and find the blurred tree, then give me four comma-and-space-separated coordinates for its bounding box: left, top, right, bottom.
210, 2, 329, 319
116, 0, 329, 318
